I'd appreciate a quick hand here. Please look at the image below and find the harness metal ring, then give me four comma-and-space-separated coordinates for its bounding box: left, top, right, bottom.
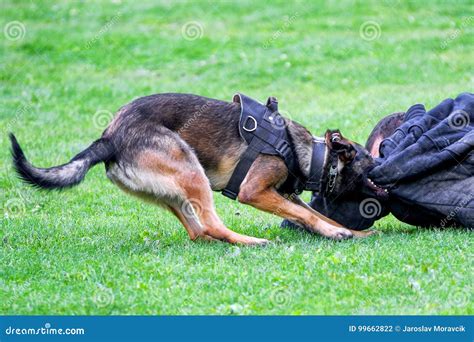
243, 116, 257, 132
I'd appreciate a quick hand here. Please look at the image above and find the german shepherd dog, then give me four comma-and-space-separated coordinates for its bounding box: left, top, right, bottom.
10, 93, 377, 245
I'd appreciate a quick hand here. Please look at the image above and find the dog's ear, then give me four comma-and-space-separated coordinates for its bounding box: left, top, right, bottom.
325, 129, 357, 163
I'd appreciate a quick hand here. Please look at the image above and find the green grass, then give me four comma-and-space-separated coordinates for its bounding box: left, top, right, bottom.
1, 0, 473, 315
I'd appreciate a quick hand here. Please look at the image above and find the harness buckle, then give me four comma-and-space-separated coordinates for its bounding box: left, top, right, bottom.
275, 140, 290, 158
242, 116, 257, 132
266, 96, 278, 112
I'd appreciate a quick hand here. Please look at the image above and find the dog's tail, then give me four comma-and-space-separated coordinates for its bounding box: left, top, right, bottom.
9, 133, 114, 190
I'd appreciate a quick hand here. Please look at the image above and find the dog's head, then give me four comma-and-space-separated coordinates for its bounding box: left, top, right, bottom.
284, 119, 403, 231
295, 116, 405, 230
321, 129, 388, 201
283, 129, 390, 231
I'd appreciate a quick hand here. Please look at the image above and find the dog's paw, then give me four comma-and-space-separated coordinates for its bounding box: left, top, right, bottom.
329, 228, 353, 240
352, 229, 380, 238
245, 237, 270, 246
229, 233, 270, 246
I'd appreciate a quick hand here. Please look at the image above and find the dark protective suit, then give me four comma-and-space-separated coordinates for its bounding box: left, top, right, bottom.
283, 93, 473, 230
370, 92, 473, 228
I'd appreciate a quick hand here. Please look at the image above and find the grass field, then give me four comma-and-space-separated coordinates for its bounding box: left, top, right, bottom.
1, 0, 473, 315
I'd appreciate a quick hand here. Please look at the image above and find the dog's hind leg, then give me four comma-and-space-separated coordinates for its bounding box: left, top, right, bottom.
167, 204, 217, 242
171, 169, 269, 245
116, 133, 268, 245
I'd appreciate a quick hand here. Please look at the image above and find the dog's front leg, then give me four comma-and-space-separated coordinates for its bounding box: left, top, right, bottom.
237, 156, 353, 240
239, 187, 352, 240
289, 196, 379, 238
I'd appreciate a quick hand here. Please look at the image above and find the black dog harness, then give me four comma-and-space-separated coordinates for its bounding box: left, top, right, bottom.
222, 93, 340, 200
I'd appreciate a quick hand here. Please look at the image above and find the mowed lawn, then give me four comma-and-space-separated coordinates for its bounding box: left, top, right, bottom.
1, 0, 473, 315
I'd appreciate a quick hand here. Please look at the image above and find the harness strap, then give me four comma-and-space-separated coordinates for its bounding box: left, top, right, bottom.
305, 139, 327, 191
222, 137, 264, 199
222, 94, 339, 200
222, 94, 297, 200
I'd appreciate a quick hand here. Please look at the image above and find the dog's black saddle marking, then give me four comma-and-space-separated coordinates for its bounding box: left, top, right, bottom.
222, 94, 304, 199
